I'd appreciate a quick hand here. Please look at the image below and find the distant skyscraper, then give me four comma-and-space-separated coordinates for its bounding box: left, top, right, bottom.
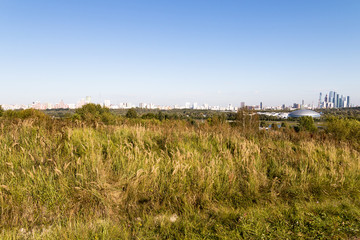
339, 96, 343, 108
293, 103, 300, 109
319, 91, 350, 109
329, 91, 334, 103
240, 102, 245, 108
260, 102, 263, 110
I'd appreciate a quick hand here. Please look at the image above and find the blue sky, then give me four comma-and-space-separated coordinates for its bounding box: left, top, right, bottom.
0, 0, 359, 107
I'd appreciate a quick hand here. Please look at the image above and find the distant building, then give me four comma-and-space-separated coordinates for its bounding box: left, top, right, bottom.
293, 103, 300, 109
288, 109, 320, 118
319, 91, 351, 109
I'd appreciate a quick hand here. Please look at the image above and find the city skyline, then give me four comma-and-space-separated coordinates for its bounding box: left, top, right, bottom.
1, 90, 356, 111
1, 1, 360, 105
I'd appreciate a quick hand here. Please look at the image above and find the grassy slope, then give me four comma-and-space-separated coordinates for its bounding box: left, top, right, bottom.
0, 119, 360, 239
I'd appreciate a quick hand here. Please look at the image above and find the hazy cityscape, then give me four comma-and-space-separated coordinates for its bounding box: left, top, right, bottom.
1, 90, 355, 112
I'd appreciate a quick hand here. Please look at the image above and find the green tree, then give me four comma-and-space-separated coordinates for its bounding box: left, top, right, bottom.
2, 108, 49, 121
326, 116, 360, 142
75, 103, 114, 124
157, 111, 165, 121
126, 108, 138, 118
298, 116, 317, 133
0, 105, 3, 117
142, 113, 156, 119
19, 109, 49, 120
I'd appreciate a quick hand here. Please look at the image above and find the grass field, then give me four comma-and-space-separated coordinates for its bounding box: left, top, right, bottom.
0, 108, 360, 239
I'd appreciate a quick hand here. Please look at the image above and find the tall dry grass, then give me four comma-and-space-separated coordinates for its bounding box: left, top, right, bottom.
0, 117, 359, 239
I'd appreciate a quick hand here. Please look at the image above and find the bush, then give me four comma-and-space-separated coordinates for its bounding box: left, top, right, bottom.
75, 104, 115, 124
326, 116, 360, 142
298, 116, 317, 133
142, 113, 156, 119
125, 108, 138, 118
3, 108, 49, 120
157, 111, 165, 121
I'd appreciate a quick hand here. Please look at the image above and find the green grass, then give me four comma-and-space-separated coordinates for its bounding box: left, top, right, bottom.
0, 117, 360, 239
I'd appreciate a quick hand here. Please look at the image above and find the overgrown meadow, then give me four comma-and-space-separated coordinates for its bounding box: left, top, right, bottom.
0, 105, 360, 239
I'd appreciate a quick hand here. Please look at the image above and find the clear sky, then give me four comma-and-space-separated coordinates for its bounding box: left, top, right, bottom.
0, 0, 359, 107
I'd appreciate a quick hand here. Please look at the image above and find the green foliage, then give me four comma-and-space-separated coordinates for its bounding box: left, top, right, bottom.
3, 108, 49, 120
326, 116, 360, 143
74, 103, 115, 124
125, 108, 138, 118
298, 116, 317, 133
0, 105, 3, 117
141, 112, 156, 119
321, 107, 360, 121
157, 111, 165, 121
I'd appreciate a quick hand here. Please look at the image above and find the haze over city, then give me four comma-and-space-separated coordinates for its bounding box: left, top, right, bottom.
1, 0, 359, 106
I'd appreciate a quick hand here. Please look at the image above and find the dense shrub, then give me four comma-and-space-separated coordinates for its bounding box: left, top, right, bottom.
74, 103, 115, 124
326, 116, 360, 143
2, 108, 49, 120
298, 116, 317, 133
125, 108, 138, 118
141, 112, 156, 119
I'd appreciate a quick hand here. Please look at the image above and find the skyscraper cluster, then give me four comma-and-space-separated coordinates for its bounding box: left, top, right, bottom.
318, 91, 350, 109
